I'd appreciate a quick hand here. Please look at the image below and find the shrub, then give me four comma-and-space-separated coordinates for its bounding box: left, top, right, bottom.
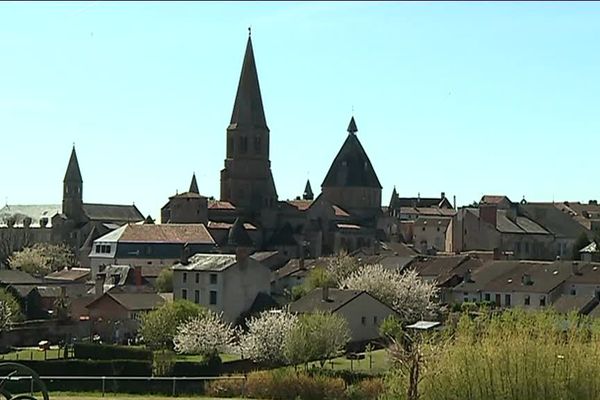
205, 377, 246, 398
152, 349, 176, 376
347, 377, 385, 400
73, 343, 152, 361
245, 370, 347, 400
170, 356, 222, 377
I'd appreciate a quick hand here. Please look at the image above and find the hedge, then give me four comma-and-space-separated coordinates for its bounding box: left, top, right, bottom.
171, 356, 222, 377
73, 343, 153, 361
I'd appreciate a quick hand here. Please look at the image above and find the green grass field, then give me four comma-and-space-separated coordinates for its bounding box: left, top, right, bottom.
304, 349, 389, 374
0, 347, 64, 361
50, 394, 241, 400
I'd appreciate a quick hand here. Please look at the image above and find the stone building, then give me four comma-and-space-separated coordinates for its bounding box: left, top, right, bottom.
0, 146, 144, 266
160, 33, 385, 258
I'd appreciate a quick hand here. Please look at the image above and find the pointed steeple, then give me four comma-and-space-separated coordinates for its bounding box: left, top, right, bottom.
347, 116, 358, 135
303, 179, 314, 201
189, 173, 199, 194
389, 186, 398, 208
229, 35, 267, 130
64, 146, 82, 183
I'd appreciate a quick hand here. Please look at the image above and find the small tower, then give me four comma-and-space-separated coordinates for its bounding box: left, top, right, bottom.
63, 146, 84, 222
167, 173, 208, 224
303, 180, 314, 201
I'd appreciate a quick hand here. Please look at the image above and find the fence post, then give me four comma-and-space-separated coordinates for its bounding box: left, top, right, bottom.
101, 376, 106, 397
30, 351, 33, 361
171, 377, 177, 397
30, 376, 34, 396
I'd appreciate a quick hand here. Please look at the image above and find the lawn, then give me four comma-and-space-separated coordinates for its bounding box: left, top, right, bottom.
51, 394, 242, 400
304, 348, 390, 374
0, 346, 64, 361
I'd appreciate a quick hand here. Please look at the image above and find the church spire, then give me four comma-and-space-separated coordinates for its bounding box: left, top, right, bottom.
189, 173, 199, 194
347, 116, 358, 135
303, 179, 314, 201
64, 146, 82, 183
229, 34, 267, 130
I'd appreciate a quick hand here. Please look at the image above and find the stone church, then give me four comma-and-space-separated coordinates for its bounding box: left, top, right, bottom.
0, 147, 144, 266
161, 34, 384, 257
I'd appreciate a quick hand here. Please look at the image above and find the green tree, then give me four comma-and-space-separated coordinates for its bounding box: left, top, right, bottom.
285, 311, 350, 367
140, 300, 206, 349
0, 288, 22, 323
155, 268, 173, 292
572, 232, 590, 261
379, 315, 403, 341
9, 243, 75, 276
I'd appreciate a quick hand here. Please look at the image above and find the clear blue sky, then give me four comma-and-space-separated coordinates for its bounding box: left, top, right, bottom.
2, 1, 600, 218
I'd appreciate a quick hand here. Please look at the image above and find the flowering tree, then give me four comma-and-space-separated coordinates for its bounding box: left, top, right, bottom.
239, 309, 298, 365
0, 300, 13, 332
141, 300, 205, 349
340, 265, 438, 324
173, 311, 236, 357
285, 311, 350, 366
325, 252, 361, 284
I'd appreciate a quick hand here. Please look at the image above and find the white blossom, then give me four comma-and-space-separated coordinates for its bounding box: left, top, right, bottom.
0, 301, 12, 332
340, 264, 439, 324
173, 311, 235, 356
239, 309, 298, 365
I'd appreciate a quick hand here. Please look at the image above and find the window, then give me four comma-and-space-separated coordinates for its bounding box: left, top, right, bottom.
228, 137, 234, 155
254, 136, 261, 154
210, 274, 218, 285
361, 316, 366, 326
524, 295, 530, 306
95, 245, 101, 253
484, 293, 490, 302
505, 294, 511, 306
540, 296, 546, 307
195, 273, 199, 284
194, 290, 200, 304
570, 288, 576, 295
373, 316, 378, 325
240, 136, 248, 154
210, 290, 217, 305
181, 289, 187, 300
183, 273, 187, 284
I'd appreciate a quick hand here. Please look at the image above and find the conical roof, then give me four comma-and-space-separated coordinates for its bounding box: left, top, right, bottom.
321, 118, 382, 189
64, 146, 82, 183
227, 218, 254, 247
229, 36, 268, 130
389, 186, 398, 208
303, 180, 314, 200
189, 173, 199, 194
347, 116, 358, 134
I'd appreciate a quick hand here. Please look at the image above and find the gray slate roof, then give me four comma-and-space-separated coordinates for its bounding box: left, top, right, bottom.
321, 119, 381, 189
174, 254, 238, 272
289, 288, 365, 313
0, 270, 41, 285
0, 204, 61, 227
83, 203, 144, 222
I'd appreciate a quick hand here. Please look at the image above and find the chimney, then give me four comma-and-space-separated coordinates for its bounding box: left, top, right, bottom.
322, 285, 330, 302
180, 244, 190, 266
95, 274, 105, 297
493, 247, 502, 260
572, 261, 582, 276
453, 195, 457, 210
463, 269, 473, 283
521, 273, 533, 286
235, 246, 251, 263
134, 266, 143, 287
480, 203, 498, 227
299, 257, 305, 270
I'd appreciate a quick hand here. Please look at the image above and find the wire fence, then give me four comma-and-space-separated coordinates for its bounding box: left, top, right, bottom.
0, 374, 247, 397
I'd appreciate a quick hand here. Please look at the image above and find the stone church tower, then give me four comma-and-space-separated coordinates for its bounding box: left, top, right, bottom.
321, 117, 382, 221
220, 33, 278, 215
63, 146, 84, 223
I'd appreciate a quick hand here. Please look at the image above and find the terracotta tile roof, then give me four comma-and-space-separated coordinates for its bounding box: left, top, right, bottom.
208, 200, 236, 210
110, 223, 215, 244
399, 207, 457, 217
207, 221, 257, 230
287, 200, 312, 211
46, 268, 90, 282
333, 205, 350, 217
481, 195, 511, 205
